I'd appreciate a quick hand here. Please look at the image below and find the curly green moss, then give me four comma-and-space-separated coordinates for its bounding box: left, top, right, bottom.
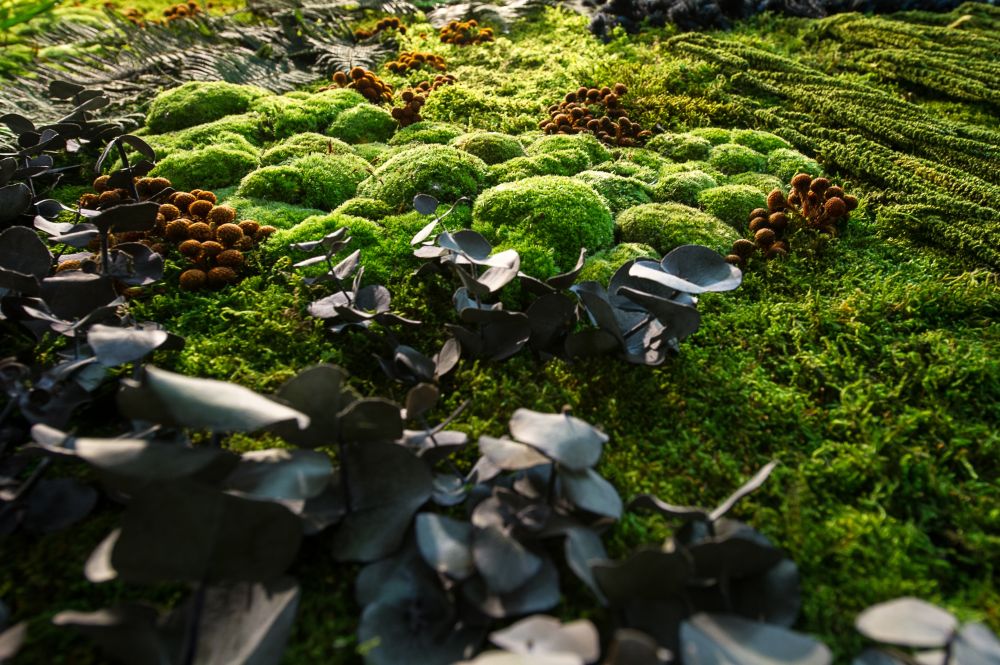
334, 197, 393, 221
591, 160, 658, 183
472, 175, 614, 271
616, 202, 739, 254
326, 104, 397, 144
170, 114, 266, 148
645, 132, 712, 162
237, 153, 371, 210
526, 133, 611, 166
488, 148, 591, 184
356, 144, 488, 209
686, 127, 732, 145
219, 196, 325, 230
150, 145, 258, 192
726, 172, 785, 195
420, 85, 539, 133
494, 231, 559, 279
574, 170, 653, 216
260, 212, 380, 268
141, 130, 258, 167
261, 133, 355, 166
387, 121, 465, 146
653, 170, 719, 207
767, 148, 823, 183
254, 89, 366, 139
579, 242, 657, 284
613, 148, 669, 172
696, 184, 767, 229
146, 81, 271, 134
708, 143, 768, 176
353, 142, 391, 163
731, 129, 792, 154
450, 131, 525, 165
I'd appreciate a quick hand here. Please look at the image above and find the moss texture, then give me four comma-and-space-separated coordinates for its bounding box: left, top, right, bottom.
767, 147, 823, 182
387, 121, 465, 146
260, 133, 356, 166
333, 197, 394, 221
574, 170, 653, 215
526, 133, 612, 165
488, 148, 592, 183
326, 104, 397, 144
579, 241, 658, 284
646, 132, 713, 161
450, 131, 526, 165
237, 153, 371, 210
145, 81, 270, 134
616, 202, 740, 254
356, 143, 489, 210
149, 145, 259, 191
254, 89, 366, 139
697, 183, 768, 228
653, 169, 719, 206
708, 142, 768, 175
731, 129, 792, 153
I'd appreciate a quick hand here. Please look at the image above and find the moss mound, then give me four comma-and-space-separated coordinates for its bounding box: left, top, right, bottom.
579, 242, 658, 284
574, 170, 653, 215
237, 153, 371, 210
489, 148, 591, 184
356, 144, 488, 210
334, 197, 394, 221
146, 81, 270, 134
262, 212, 381, 266
526, 133, 611, 165
767, 147, 823, 182
254, 89, 366, 139
472, 175, 614, 271
653, 170, 719, 207
450, 131, 526, 165
616, 202, 740, 254
686, 127, 732, 145
353, 142, 391, 163
326, 104, 397, 144
591, 160, 659, 183
696, 184, 768, 229
646, 132, 712, 162
150, 145, 258, 191
731, 129, 791, 153
219, 196, 325, 230
726, 171, 785, 194
388, 121, 465, 146
260, 133, 356, 166
708, 143, 768, 175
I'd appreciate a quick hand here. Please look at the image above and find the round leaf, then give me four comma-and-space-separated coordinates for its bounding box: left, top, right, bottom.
508, 409, 608, 471
681, 613, 832, 665
856, 597, 958, 648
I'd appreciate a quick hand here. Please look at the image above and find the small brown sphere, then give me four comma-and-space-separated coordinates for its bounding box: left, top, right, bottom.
235, 236, 255, 251
768, 212, 788, 233
179, 269, 207, 290
150, 177, 171, 192
188, 222, 213, 241
79, 193, 100, 209
843, 194, 859, 211
765, 246, 788, 260
216, 249, 244, 268
766, 188, 786, 212
824, 197, 847, 217
791, 173, 812, 191
159, 204, 181, 221
93, 175, 111, 193
178, 239, 203, 257
333, 71, 348, 85
825, 185, 844, 200
754, 228, 776, 247
350, 67, 365, 80
732, 238, 756, 260
749, 208, 768, 221
724, 254, 743, 266
809, 177, 830, 194
613, 82, 627, 96
238, 220, 260, 237
206, 205, 236, 226
151, 243, 168, 256
165, 220, 190, 242
170, 192, 197, 211
256, 225, 277, 241
56, 259, 83, 273
749, 217, 769, 233
201, 240, 224, 257
188, 200, 213, 219
98, 190, 121, 207
788, 192, 801, 207
207, 266, 237, 288
215, 223, 244, 246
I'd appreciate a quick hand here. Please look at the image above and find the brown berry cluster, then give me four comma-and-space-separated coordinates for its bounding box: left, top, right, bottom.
354, 16, 406, 39
120, 7, 145, 26
328, 68, 394, 105
541, 83, 652, 147
390, 75, 457, 127
439, 19, 494, 45
725, 173, 858, 266
162, 1, 200, 21
82, 174, 172, 211
385, 51, 447, 74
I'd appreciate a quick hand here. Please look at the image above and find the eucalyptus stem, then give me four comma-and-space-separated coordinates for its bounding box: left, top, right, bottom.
114, 140, 140, 202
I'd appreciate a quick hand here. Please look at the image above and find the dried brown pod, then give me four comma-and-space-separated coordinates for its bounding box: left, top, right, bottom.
824, 197, 847, 218
98, 191, 121, 207
159, 204, 181, 221
80, 193, 100, 209
207, 266, 237, 288
216, 249, 244, 268
238, 220, 260, 237
201, 240, 224, 257
188, 200, 213, 219
791, 173, 812, 191
188, 222, 213, 241
256, 225, 277, 241
754, 228, 776, 247
215, 223, 244, 246
809, 177, 830, 194
179, 269, 207, 290
178, 239, 203, 257
732, 238, 756, 259
207, 205, 237, 226
843, 195, 859, 211
170, 192, 197, 211
165, 220, 190, 242
766, 188, 786, 212
724, 254, 743, 266
93, 175, 111, 193
768, 212, 788, 233
749, 217, 770, 233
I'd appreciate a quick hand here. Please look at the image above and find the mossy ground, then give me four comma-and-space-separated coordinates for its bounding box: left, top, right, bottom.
4, 4, 999, 664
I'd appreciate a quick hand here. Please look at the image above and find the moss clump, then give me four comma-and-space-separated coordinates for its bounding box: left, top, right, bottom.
260, 133, 355, 166
591, 160, 658, 183
254, 89, 366, 139
220, 196, 325, 230
726, 172, 785, 195
326, 104, 397, 144
472, 175, 614, 271
696, 184, 768, 229
146, 81, 270, 134
686, 127, 732, 145
421, 85, 538, 132
494, 231, 559, 279
356, 144, 488, 209
645, 132, 712, 162
616, 202, 739, 254
353, 142, 391, 163
574, 170, 652, 216
653, 170, 719, 207
150, 146, 259, 191
450, 132, 525, 165
261, 212, 381, 265
387, 121, 465, 146
526, 133, 611, 166
613, 147, 669, 172
334, 197, 394, 221
578, 242, 657, 284
708, 143, 768, 175
731, 129, 791, 154
237, 153, 371, 210
767, 148, 823, 182
488, 148, 592, 184
167, 115, 266, 149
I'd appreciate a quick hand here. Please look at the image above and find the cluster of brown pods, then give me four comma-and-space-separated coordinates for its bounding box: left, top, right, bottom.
385, 51, 447, 74
541, 83, 652, 147
162, 1, 200, 20
391, 74, 457, 127
439, 19, 494, 45
354, 16, 407, 39
329, 68, 394, 105
726, 173, 858, 266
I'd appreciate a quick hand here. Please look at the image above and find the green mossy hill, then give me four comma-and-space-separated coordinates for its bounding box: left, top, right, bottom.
646, 132, 712, 162
653, 169, 719, 206
731, 129, 792, 153
686, 127, 732, 145
356, 144, 489, 210
419, 84, 540, 134
221, 196, 324, 230
260, 133, 356, 166
253, 88, 366, 139
708, 142, 768, 175
527, 133, 612, 165
450, 131, 526, 165
334, 197, 394, 221
616, 202, 740, 254
579, 242, 658, 284
236, 153, 372, 210
767, 148, 823, 182
488, 148, 592, 184
697, 184, 768, 229
574, 170, 653, 215
353, 142, 391, 163
150, 145, 258, 192
591, 159, 659, 183
387, 121, 465, 146
472, 175, 614, 271
725, 171, 785, 195
326, 104, 397, 144
145, 81, 271, 134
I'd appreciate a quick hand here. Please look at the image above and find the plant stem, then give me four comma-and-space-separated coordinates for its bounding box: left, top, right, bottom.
179, 582, 207, 665
114, 140, 140, 202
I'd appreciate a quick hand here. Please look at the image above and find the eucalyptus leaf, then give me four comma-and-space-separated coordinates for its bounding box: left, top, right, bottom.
489, 615, 599, 661
22, 477, 98, 534
40, 272, 118, 320
338, 398, 403, 443
87, 324, 170, 367
91, 201, 160, 234
564, 527, 608, 604
558, 467, 622, 519
225, 449, 333, 501
272, 365, 359, 448
855, 597, 959, 649
680, 613, 832, 665
953, 623, 1000, 665
473, 524, 544, 595
413, 193, 439, 216
605, 629, 672, 665
52, 605, 177, 665
463, 555, 560, 619
415, 513, 474, 580
0, 226, 52, 278
509, 409, 607, 472
592, 549, 694, 606
0, 621, 26, 661
479, 435, 550, 471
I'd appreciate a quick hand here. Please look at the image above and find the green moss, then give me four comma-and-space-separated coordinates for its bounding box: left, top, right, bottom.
653, 170, 719, 207
731, 129, 791, 154
725, 171, 785, 195
356, 144, 488, 210
613, 148, 669, 172
686, 127, 732, 145
168, 114, 266, 148
150, 145, 259, 192
261, 133, 355, 166
696, 184, 768, 229
146, 81, 270, 134
526, 133, 611, 165
326, 104, 397, 144
708, 143, 768, 175
237, 153, 371, 210
495, 231, 559, 279
334, 197, 394, 221
574, 170, 653, 216
472, 175, 614, 271
387, 121, 465, 146
255, 89, 366, 139
645, 132, 712, 162
488, 148, 592, 184
616, 202, 740, 254
579, 242, 658, 284
591, 160, 658, 183
220, 196, 325, 230
767, 148, 823, 183
261, 212, 381, 266
420, 85, 540, 133
450, 131, 525, 165
353, 142, 391, 163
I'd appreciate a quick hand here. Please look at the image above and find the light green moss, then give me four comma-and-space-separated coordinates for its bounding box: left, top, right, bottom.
387, 121, 465, 146
591, 160, 658, 183
488, 148, 591, 184
731, 129, 792, 154
686, 127, 732, 145
653, 170, 719, 207
767, 148, 823, 183
261, 133, 355, 166
472, 175, 614, 271
334, 197, 394, 221
150, 145, 259, 191
420, 85, 540, 133
574, 170, 653, 216
146, 81, 271, 134
616, 202, 740, 254
579, 242, 658, 284
526, 133, 611, 165
494, 231, 559, 279
261, 212, 381, 266
726, 172, 785, 195
219, 196, 325, 230
613, 148, 669, 172
450, 131, 526, 165
326, 104, 397, 144
237, 153, 371, 210
254, 89, 366, 139
356, 144, 488, 210
696, 184, 768, 229
168, 114, 266, 149
708, 143, 768, 176
645, 132, 712, 162
353, 142, 391, 163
